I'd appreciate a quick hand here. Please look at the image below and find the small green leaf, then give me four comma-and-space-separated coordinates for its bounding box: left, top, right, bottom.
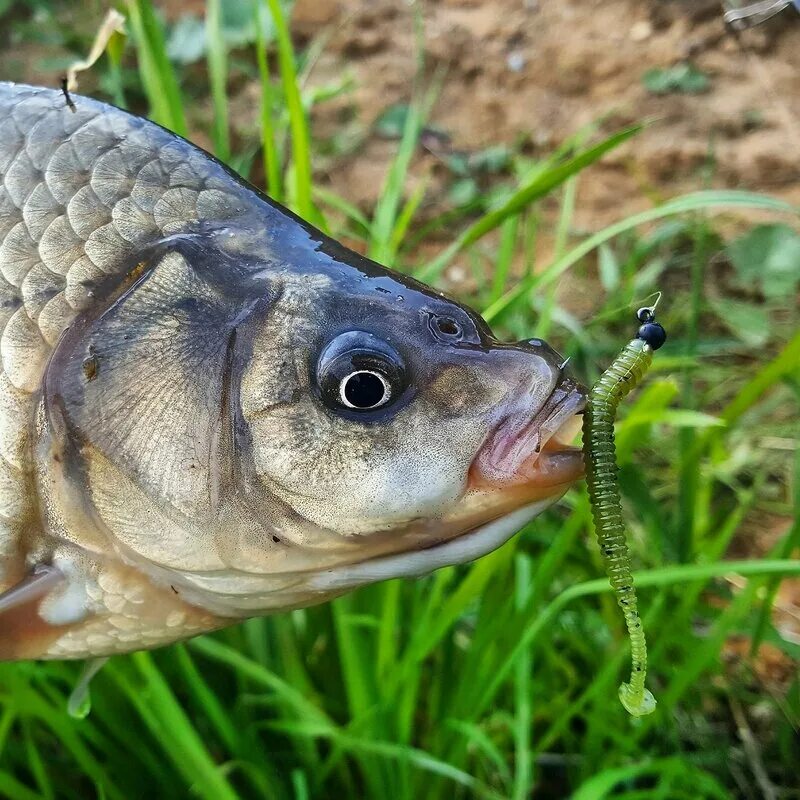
642, 63, 710, 95
166, 3, 281, 66
221, 0, 261, 46
222, 0, 281, 47
449, 178, 479, 207
469, 145, 512, 174
709, 297, 770, 347
166, 14, 206, 65
374, 104, 411, 139
444, 151, 470, 177
727, 223, 800, 299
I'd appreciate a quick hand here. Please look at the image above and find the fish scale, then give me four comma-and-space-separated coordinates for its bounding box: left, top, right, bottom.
0, 83, 243, 594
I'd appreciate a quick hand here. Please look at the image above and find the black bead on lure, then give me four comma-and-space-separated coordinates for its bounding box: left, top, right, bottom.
582, 301, 666, 717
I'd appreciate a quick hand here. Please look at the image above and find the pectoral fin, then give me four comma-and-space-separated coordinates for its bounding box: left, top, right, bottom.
0, 565, 68, 660
0, 564, 63, 614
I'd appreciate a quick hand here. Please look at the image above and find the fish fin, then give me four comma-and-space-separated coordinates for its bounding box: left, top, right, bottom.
67, 656, 109, 718
0, 565, 64, 615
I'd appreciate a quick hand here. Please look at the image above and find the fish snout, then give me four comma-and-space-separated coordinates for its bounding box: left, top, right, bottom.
469, 339, 587, 494
516, 338, 567, 372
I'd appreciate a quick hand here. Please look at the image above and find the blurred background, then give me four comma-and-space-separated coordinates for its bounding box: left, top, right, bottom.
0, 1, 798, 798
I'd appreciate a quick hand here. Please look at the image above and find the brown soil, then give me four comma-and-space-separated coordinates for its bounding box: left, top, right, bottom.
292, 0, 800, 232
6, 1, 799, 237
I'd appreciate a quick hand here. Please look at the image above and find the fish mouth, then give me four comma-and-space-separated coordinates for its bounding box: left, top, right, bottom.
307, 499, 557, 592
470, 376, 587, 493
289, 380, 587, 597
281, 380, 588, 597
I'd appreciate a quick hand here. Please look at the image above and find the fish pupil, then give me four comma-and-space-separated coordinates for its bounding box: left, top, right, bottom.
342, 371, 388, 409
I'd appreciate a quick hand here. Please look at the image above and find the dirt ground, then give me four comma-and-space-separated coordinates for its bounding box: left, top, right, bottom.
290, 0, 800, 231
5, 1, 799, 234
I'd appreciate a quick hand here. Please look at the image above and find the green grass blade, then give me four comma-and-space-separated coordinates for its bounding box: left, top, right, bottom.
172, 644, 240, 754
389, 547, 515, 693
716, 327, 800, 428
0, 674, 124, 800
489, 216, 519, 305
534, 174, 578, 339
253, 0, 283, 200
314, 187, 371, 233
0, 770, 44, 800
331, 596, 377, 723
417, 124, 643, 283
389, 179, 429, 262
369, 78, 439, 264
125, 0, 187, 135
674, 219, 713, 562
376, 580, 401, 682
206, 0, 230, 163
189, 637, 334, 727
0, 709, 14, 757
475, 559, 800, 719
512, 554, 533, 800
264, 0, 318, 223
445, 719, 512, 788
114, 653, 240, 800
482, 190, 798, 322
272, 724, 506, 800
750, 388, 800, 653
681, 328, 800, 467
23, 718, 53, 800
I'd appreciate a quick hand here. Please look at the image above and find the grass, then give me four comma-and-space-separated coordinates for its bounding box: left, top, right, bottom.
1, 1, 799, 798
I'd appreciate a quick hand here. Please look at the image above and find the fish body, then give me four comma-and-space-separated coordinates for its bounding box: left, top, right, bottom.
0, 83, 585, 660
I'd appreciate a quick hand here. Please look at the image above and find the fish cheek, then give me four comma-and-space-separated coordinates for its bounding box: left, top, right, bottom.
245, 391, 479, 536
424, 362, 508, 418
240, 323, 498, 536
244, 396, 369, 522
43, 250, 252, 537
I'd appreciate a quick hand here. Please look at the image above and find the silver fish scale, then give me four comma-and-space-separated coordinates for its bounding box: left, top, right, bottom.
0, 83, 247, 584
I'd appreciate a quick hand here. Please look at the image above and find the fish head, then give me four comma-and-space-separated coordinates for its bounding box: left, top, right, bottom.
235, 246, 586, 591
17, 243, 585, 658
37, 232, 585, 627
0, 83, 588, 657
20, 195, 588, 650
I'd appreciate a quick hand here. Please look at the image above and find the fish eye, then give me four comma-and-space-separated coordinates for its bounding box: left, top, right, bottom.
316, 331, 407, 415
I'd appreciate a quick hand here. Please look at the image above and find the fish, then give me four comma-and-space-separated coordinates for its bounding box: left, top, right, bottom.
0, 83, 586, 660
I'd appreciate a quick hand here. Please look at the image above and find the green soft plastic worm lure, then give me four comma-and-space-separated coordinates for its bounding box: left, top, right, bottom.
583, 304, 666, 717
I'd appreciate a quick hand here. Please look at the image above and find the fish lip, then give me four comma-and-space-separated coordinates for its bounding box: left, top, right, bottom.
471, 377, 587, 489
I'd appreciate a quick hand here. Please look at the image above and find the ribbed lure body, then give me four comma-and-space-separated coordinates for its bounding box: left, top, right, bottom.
583, 337, 655, 716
